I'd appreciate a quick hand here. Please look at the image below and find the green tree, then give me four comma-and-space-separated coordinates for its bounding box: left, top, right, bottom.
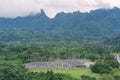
91, 54, 119, 74
0, 61, 30, 80
98, 75, 114, 80
105, 54, 119, 68
90, 61, 111, 74
81, 75, 96, 80
113, 75, 120, 80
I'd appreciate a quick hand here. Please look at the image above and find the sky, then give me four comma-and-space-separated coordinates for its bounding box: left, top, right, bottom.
0, 0, 120, 18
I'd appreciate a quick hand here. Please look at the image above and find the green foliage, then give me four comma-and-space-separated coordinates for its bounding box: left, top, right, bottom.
0, 7, 120, 43
105, 55, 119, 68
81, 75, 96, 80
0, 61, 79, 80
91, 61, 111, 74
0, 61, 30, 80
90, 54, 119, 74
113, 75, 120, 80
0, 43, 106, 62
104, 35, 120, 53
29, 71, 79, 80
98, 75, 114, 80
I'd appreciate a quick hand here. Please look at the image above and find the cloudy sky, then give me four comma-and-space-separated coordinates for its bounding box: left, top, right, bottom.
0, 0, 120, 18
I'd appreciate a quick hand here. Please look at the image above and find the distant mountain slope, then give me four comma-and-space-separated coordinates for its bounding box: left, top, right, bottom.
104, 35, 120, 45
104, 35, 120, 52
0, 7, 120, 43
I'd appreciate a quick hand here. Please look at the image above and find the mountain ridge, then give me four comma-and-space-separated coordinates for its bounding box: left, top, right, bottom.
0, 7, 120, 43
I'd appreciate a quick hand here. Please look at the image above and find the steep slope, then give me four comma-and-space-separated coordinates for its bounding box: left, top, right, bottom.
0, 7, 120, 43
0, 9, 51, 29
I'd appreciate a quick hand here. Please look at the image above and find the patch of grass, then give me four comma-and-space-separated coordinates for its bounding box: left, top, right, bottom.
29, 68, 100, 79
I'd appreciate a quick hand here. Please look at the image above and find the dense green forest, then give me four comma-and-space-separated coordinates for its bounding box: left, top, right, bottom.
0, 7, 120, 80
0, 7, 120, 43
0, 43, 110, 62
0, 27, 120, 80
0, 61, 79, 80
0, 42, 120, 80
104, 35, 120, 52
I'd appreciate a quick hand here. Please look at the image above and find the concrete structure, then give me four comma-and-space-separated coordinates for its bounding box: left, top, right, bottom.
25, 59, 95, 69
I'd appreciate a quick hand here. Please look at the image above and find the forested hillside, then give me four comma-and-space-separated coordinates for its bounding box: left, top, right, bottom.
0, 7, 120, 43
104, 35, 120, 52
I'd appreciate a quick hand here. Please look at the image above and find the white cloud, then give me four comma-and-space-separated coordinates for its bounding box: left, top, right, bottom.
0, 0, 41, 18
0, 0, 119, 18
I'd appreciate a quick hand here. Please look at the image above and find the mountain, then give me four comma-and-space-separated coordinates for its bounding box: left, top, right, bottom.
0, 7, 120, 43
104, 35, 120, 45
104, 35, 120, 52
0, 9, 50, 29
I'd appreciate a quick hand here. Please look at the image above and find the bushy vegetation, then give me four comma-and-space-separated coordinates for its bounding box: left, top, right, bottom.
30, 68, 99, 79
0, 43, 110, 63
0, 6, 120, 80
81, 75, 96, 80
0, 61, 30, 80
90, 54, 119, 74
0, 60, 79, 80
0, 42, 120, 80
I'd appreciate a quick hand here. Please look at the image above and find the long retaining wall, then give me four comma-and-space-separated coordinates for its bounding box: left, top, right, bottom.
25, 59, 94, 68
